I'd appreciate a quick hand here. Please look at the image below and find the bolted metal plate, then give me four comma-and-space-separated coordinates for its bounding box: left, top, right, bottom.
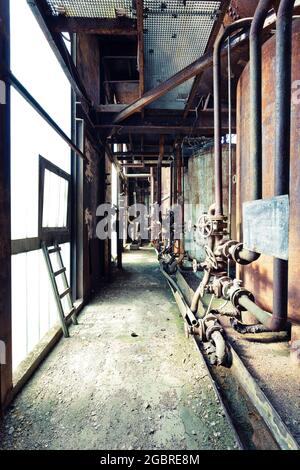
243, 195, 289, 260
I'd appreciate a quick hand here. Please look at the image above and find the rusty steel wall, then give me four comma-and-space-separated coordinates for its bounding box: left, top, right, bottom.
236, 19, 300, 325
184, 144, 236, 261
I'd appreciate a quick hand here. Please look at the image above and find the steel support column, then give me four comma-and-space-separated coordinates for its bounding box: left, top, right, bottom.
0, 0, 12, 410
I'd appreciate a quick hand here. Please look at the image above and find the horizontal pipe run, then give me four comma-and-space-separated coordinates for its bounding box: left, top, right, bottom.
8, 72, 86, 161
126, 174, 151, 179
238, 295, 272, 326
238, 294, 288, 333
237, 249, 260, 264
228, 243, 261, 265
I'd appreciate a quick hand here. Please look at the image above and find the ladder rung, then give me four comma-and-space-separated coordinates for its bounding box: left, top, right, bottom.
66, 307, 76, 319
59, 288, 71, 299
48, 246, 61, 254
54, 267, 66, 277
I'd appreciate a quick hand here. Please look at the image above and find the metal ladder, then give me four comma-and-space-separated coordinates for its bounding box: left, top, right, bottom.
42, 242, 78, 338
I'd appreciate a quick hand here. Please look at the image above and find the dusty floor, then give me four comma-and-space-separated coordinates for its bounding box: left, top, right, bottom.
0, 248, 238, 450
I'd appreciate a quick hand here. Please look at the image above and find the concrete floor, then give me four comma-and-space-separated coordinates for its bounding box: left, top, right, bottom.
0, 248, 238, 450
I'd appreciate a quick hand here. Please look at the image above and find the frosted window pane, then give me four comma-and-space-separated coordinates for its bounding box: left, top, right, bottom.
11, 90, 71, 240
12, 243, 71, 372
10, 0, 71, 135
42, 170, 69, 228
10, 0, 71, 241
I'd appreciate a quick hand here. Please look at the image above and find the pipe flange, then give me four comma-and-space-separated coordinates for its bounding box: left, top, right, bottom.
222, 240, 239, 259
231, 288, 255, 312
231, 242, 244, 264
190, 319, 205, 341
231, 243, 257, 266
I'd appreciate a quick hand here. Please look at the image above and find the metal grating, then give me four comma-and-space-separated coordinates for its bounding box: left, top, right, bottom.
45, 0, 134, 18
144, 0, 221, 109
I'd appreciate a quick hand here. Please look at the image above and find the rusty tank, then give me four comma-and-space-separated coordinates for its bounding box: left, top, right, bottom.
236, 19, 300, 327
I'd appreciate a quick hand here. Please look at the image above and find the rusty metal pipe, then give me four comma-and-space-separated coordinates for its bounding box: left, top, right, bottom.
191, 270, 211, 314
159, 262, 199, 327
250, 0, 274, 201
211, 331, 227, 366
238, 295, 273, 327
271, 0, 295, 332
213, 18, 253, 216
228, 243, 261, 265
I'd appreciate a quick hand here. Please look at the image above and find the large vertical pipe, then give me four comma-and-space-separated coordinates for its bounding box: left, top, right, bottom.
177, 144, 183, 255
0, 0, 12, 409
271, 0, 295, 332
213, 18, 252, 216
157, 136, 164, 241
249, 0, 274, 201
150, 167, 155, 206
170, 160, 173, 208
173, 147, 178, 205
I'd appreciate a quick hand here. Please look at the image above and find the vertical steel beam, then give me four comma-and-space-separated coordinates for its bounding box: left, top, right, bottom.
0, 0, 12, 410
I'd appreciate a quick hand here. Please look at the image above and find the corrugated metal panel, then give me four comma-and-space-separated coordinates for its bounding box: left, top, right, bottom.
46, 0, 134, 18
144, 0, 221, 109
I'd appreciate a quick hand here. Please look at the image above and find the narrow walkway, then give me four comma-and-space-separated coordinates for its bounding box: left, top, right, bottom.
0, 248, 238, 450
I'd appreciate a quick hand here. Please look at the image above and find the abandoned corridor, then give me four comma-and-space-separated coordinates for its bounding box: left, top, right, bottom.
0, 249, 238, 450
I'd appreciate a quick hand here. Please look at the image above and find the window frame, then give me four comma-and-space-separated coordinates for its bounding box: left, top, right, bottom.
38, 155, 71, 245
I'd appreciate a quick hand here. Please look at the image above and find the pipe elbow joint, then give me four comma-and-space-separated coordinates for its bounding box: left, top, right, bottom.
266, 315, 288, 333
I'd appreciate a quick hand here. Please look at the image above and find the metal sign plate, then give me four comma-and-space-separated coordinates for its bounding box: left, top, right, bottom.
243, 195, 289, 260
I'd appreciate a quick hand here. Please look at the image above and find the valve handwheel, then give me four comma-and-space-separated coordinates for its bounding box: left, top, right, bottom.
196, 214, 213, 239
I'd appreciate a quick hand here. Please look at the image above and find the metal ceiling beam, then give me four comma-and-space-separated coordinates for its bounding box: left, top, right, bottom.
113, 33, 246, 124
99, 125, 231, 136
48, 17, 137, 35
113, 152, 172, 158
113, 11, 278, 125
99, 109, 235, 135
